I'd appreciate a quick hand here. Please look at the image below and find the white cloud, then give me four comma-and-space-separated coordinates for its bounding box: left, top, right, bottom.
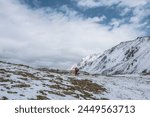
73, 0, 118, 8
109, 18, 124, 28
0, 0, 146, 69
120, 7, 130, 16
87, 15, 107, 23
74, 0, 149, 8
119, 0, 149, 7
74, 0, 150, 32
130, 6, 150, 24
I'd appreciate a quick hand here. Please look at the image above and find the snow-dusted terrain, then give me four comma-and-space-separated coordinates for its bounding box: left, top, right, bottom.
0, 60, 150, 100
77, 36, 150, 74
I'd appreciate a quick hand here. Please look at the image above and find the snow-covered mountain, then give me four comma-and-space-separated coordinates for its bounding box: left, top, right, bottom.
77, 36, 150, 75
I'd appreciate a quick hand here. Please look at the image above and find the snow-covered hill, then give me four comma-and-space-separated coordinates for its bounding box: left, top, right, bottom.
0, 60, 150, 100
0, 60, 106, 100
77, 36, 150, 75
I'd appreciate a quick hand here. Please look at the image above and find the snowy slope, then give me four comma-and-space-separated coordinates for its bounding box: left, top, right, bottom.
0, 61, 106, 100
1, 60, 150, 100
77, 36, 150, 74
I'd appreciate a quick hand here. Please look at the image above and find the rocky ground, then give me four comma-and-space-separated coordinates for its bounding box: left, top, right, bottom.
0, 61, 150, 100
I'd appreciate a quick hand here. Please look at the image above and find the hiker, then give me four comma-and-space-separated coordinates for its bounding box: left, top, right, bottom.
70, 66, 79, 76
74, 67, 79, 76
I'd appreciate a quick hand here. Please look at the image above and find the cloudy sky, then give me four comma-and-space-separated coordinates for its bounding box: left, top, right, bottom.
0, 0, 150, 69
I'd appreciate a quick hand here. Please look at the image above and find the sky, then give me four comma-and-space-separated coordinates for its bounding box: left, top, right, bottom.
0, 0, 150, 69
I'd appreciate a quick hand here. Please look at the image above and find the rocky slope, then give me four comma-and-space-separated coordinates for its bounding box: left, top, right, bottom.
0, 60, 150, 100
0, 60, 106, 100
77, 36, 150, 75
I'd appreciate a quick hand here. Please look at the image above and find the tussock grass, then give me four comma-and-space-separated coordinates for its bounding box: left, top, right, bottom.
0, 96, 8, 100
12, 83, 30, 88
36, 95, 49, 100
0, 77, 12, 82
7, 91, 17, 94
70, 79, 106, 93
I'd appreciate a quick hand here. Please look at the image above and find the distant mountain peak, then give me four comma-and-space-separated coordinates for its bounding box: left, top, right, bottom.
77, 36, 150, 75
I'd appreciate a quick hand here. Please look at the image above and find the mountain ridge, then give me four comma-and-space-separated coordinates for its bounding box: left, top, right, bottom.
77, 36, 150, 75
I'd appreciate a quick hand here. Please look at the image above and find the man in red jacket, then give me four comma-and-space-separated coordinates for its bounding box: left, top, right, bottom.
74, 67, 79, 76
